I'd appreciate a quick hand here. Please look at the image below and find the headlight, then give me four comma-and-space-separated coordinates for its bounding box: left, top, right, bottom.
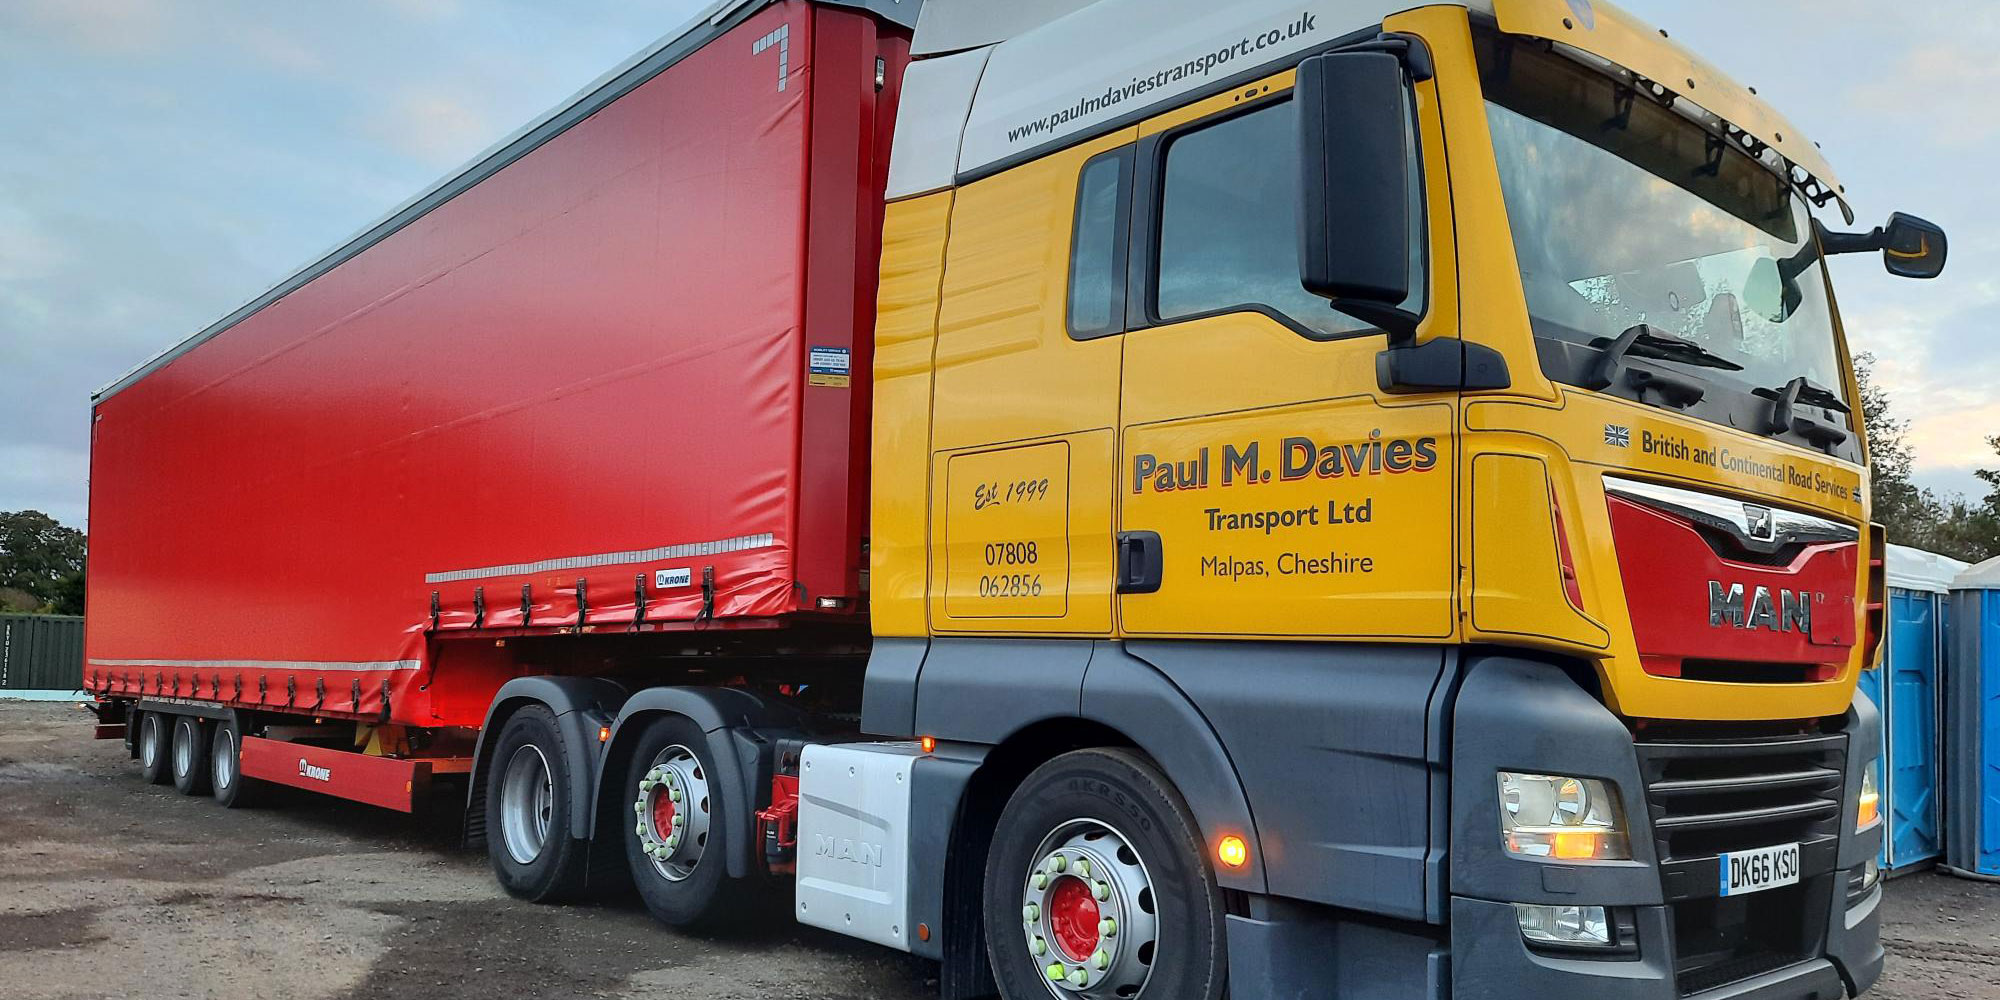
1498, 772, 1631, 861
1514, 903, 1613, 948
1856, 760, 1882, 833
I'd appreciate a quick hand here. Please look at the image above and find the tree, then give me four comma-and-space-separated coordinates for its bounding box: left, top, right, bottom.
0, 510, 86, 615
1854, 355, 1939, 546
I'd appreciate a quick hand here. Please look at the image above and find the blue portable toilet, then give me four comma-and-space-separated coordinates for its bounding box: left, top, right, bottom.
1859, 545, 1964, 871
1947, 555, 2000, 879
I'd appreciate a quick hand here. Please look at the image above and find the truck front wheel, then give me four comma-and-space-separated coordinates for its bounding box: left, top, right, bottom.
983, 748, 1227, 1000
620, 714, 748, 927
484, 705, 589, 901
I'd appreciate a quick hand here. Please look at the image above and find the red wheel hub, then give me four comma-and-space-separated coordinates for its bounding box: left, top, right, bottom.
651, 788, 677, 839
1047, 875, 1102, 962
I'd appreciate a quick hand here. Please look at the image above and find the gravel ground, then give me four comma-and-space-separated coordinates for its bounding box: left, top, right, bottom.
2, 700, 1996, 999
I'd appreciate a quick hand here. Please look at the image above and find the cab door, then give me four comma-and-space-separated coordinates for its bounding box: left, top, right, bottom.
925, 129, 1138, 635
1115, 70, 1458, 640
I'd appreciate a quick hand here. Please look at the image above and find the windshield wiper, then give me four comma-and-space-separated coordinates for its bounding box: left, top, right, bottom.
1756, 376, 1851, 449
1587, 324, 1743, 407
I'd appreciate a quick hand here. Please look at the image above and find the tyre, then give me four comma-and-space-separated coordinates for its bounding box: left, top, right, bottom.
483, 705, 590, 902
137, 712, 172, 785
210, 715, 257, 808
621, 714, 747, 927
170, 715, 211, 796
983, 749, 1227, 1000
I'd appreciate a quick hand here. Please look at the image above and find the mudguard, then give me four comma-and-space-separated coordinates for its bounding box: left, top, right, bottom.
466, 675, 630, 845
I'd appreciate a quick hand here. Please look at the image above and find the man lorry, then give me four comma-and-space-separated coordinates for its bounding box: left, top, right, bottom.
82, 0, 1950, 997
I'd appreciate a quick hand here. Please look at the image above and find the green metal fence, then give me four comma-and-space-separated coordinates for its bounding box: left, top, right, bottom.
0, 614, 85, 690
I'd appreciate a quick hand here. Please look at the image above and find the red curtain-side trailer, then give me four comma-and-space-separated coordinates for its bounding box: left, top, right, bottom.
83, 2, 909, 737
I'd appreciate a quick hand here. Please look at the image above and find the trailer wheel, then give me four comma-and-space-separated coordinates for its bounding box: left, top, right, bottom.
210, 716, 257, 808
137, 712, 172, 785
170, 715, 211, 796
983, 749, 1226, 1000
483, 705, 589, 902
621, 714, 746, 927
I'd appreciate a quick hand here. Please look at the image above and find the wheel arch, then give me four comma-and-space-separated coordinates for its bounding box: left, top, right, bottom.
466, 675, 629, 847
590, 685, 804, 880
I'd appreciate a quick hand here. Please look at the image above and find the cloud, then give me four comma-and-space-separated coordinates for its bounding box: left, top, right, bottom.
0, 444, 89, 528
364, 90, 498, 168
4, 0, 180, 55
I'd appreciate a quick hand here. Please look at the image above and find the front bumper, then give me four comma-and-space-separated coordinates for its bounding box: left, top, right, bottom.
1445, 657, 1886, 998
1450, 879, 1880, 999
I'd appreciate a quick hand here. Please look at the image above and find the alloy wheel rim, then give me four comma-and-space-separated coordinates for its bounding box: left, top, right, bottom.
1020, 819, 1161, 998
172, 722, 192, 777
632, 745, 711, 882
498, 744, 554, 865
214, 730, 236, 789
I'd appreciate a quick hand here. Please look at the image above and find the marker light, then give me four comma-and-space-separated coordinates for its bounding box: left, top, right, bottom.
1856, 760, 1882, 833
1498, 772, 1631, 861
920, 735, 937, 754
1217, 835, 1249, 869
598, 725, 612, 743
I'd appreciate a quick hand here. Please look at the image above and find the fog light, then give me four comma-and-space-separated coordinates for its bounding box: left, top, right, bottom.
1514, 903, 1613, 948
1860, 858, 1881, 893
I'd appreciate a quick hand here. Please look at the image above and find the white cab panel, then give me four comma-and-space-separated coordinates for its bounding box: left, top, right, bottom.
885, 47, 991, 200
794, 742, 923, 951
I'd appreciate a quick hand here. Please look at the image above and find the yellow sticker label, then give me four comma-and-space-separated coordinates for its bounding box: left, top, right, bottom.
943, 442, 1070, 619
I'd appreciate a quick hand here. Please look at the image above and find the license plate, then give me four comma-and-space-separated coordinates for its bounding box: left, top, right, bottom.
1719, 842, 1800, 897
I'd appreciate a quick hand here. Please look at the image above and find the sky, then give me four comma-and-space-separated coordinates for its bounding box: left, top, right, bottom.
1, 0, 1995, 531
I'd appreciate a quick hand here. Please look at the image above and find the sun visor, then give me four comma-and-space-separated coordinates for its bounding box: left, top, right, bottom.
1495, 0, 1852, 222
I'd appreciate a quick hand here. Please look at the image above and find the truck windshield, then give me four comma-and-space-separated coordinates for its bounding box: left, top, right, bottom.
1478, 38, 1850, 422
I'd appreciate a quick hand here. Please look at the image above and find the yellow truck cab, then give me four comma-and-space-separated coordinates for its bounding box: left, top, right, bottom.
852, 0, 1948, 996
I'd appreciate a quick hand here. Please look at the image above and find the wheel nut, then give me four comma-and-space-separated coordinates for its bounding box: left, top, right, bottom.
1092, 950, 1110, 970
1023, 903, 1040, 923
666, 835, 681, 850
1049, 855, 1067, 873
634, 801, 646, 814
640, 778, 656, 791
635, 822, 647, 837
1067, 969, 1090, 988
1046, 963, 1065, 982
1030, 936, 1047, 956
1093, 881, 1110, 901
1032, 872, 1048, 890
1099, 918, 1117, 938
670, 788, 683, 803
1075, 858, 1091, 877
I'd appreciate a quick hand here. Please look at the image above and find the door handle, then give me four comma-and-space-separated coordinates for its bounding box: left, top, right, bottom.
1117, 531, 1163, 594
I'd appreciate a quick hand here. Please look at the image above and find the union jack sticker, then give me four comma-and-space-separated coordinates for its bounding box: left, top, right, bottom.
1604, 424, 1631, 448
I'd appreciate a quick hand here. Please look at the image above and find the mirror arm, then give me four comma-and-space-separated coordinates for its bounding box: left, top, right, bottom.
1331, 300, 1422, 343
1816, 220, 1888, 257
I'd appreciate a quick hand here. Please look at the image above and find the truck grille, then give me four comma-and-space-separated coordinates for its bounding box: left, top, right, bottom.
1636, 731, 1847, 994
1636, 732, 1845, 863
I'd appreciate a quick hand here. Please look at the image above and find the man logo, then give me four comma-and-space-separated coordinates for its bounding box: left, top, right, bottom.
1745, 504, 1775, 541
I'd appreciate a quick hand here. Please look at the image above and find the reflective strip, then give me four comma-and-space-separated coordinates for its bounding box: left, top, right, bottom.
88, 658, 420, 672
423, 532, 777, 584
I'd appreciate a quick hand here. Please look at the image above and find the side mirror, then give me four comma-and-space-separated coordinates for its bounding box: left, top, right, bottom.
1297, 49, 1419, 340
1819, 212, 1947, 280
1882, 212, 1947, 280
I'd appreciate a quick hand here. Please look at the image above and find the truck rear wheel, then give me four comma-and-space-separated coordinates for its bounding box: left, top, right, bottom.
983, 749, 1226, 1000
620, 714, 746, 927
137, 712, 171, 785
484, 705, 589, 902
210, 715, 257, 808
170, 715, 211, 796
